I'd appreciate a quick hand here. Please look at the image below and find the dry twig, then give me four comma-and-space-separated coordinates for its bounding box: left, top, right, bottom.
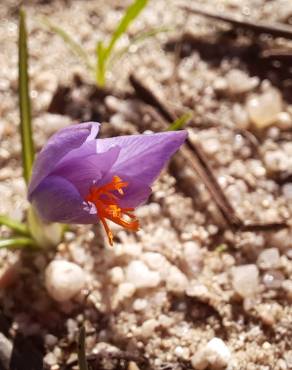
181, 5, 292, 40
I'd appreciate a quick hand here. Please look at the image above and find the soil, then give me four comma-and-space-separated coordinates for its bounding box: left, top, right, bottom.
0, 0, 292, 369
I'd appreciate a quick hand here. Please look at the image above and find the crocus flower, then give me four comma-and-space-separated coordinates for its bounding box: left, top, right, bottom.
28, 122, 187, 245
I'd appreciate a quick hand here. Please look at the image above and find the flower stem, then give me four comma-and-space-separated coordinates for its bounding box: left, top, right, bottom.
0, 237, 37, 250
0, 215, 30, 236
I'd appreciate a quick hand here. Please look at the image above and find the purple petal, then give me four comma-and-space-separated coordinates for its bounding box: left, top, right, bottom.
31, 175, 97, 224
52, 146, 121, 198
117, 176, 152, 208
28, 122, 100, 198
95, 130, 187, 186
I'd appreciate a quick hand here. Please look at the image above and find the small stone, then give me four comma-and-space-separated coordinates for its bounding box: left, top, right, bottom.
166, 266, 188, 294
282, 280, 292, 300
213, 77, 228, 92
174, 346, 190, 359
264, 150, 289, 172
112, 282, 136, 309
186, 282, 209, 299
201, 138, 220, 156
263, 270, 284, 289
133, 298, 147, 311
231, 264, 259, 298
43, 352, 57, 366
257, 248, 280, 269
283, 184, 292, 200
275, 112, 292, 130
142, 252, 170, 277
226, 69, 258, 94
191, 337, 231, 369
45, 260, 86, 302
109, 266, 125, 285
232, 104, 250, 129
128, 362, 140, 370
44, 334, 58, 348
140, 319, 158, 338
126, 260, 161, 289
246, 88, 283, 129
183, 241, 203, 276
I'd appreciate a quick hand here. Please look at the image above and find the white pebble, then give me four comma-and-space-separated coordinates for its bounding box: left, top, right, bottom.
246, 88, 283, 129
213, 77, 228, 92
264, 150, 289, 172
257, 248, 280, 270
283, 184, 292, 200
166, 266, 188, 294
126, 260, 161, 289
226, 69, 258, 94
231, 264, 259, 298
232, 104, 250, 129
109, 266, 125, 285
133, 298, 147, 311
282, 280, 292, 300
140, 319, 158, 338
186, 282, 209, 299
183, 241, 203, 276
275, 112, 292, 130
112, 282, 136, 309
45, 260, 86, 302
43, 352, 57, 366
191, 337, 231, 369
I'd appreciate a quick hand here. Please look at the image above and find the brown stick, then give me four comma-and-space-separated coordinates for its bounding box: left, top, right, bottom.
181, 5, 292, 40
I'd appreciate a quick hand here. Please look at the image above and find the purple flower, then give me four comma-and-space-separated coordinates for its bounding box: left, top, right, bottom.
28, 122, 187, 245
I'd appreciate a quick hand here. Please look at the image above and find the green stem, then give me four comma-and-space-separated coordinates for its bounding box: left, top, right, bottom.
18, 9, 35, 184
0, 215, 30, 236
0, 237, 37, 250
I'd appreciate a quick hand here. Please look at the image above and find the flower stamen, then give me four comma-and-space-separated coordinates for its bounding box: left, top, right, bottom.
85, 176, 139, 245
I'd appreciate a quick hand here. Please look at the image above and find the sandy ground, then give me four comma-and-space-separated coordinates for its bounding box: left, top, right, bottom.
0, 0, 292, 369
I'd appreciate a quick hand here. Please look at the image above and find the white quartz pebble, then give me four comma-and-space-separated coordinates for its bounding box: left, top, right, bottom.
257, 248, 280, 270
191, 337, 231, 369
231, 264, 259, 298
45, 260, 85, 302
126, 260, 161, 289
246, 88, 283, 129
226, 69, 258, 94
166, 266, 189, 294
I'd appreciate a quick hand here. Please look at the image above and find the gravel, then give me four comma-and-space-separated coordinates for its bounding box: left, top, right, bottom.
0, 0, 292, 369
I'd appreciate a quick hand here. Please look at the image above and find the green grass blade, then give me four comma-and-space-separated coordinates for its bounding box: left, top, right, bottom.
77, 326, 88, 370
107, 0, 148, 57
18, 9, 35, 184
0, 215, 30, 236
110, 26, 172, 66
96, 0, 148, 86
167, 112, 193, 131
41, 18, 94, 74
0, 237, 37, 250
96, 41, 106, 86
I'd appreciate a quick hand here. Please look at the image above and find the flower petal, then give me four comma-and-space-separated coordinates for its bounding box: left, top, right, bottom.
28, 122, 99, 198
30, 175, 96, 224
52, 146, 121, 198
95, 130, 187, 185
117, 176, 152, 208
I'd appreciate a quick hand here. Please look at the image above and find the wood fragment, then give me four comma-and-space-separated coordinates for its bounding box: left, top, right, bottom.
181, 5, 292, 40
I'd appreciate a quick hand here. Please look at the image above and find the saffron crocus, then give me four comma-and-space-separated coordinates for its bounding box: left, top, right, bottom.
28, 122, 187, 245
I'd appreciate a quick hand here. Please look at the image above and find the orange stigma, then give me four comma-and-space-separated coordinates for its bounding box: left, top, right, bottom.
85, 176, 139, 245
